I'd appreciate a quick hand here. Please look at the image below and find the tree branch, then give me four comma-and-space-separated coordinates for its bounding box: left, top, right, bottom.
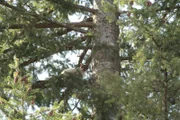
78, 35, 92, 66
9, 21, 94, 33
120, 56, 132, 61
163, 69, 168, 120
9, 22, 93, 29
117, 5, 180, 17
117, 11, 129, 16
48, 0, 98, 14
74, 4, 97, 14
19, 35, 92, 67
56, 29, 72, 36
32, 80, 49, 89
19, 46, 91, 67
78, 47, 89, 66
0, 1, 20, 11
0, 2, 94, 33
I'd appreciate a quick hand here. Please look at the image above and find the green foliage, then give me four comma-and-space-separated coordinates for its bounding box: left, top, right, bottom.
101, 0, 117, 22
89, 71, 125, 119
0, 0, 180, 119
118, 0, 180, 119
0, 58, 34, 119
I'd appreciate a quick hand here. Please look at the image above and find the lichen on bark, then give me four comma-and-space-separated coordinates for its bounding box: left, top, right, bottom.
92, 0, 121, 119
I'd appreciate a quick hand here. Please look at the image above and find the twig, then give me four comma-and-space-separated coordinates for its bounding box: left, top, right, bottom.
71, 100, 81, 112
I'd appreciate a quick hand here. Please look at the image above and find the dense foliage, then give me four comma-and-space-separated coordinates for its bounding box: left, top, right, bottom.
0, 0, 180, 119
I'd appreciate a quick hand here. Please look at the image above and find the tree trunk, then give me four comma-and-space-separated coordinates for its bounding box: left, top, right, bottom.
93, 0, 120, 75
92, 0, 120, 119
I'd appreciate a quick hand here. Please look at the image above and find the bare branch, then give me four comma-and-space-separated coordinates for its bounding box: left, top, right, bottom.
78, 47, 89, 66
9, 21, 94, 33
9, 22, 93, 29
71, 100, 81, 112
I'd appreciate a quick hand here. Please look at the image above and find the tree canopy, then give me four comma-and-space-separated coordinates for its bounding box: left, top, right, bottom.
0, 0, 180, 120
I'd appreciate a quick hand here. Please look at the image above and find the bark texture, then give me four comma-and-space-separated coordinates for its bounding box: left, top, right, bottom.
92, 0, 120, 119
93, 0, 119, 76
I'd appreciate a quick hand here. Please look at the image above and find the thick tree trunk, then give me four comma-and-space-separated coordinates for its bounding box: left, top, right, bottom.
93, 0, 119, 75
92, 0, 120, 119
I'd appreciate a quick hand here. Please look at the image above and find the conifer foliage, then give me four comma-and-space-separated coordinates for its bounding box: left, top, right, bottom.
0, 0, 180, 119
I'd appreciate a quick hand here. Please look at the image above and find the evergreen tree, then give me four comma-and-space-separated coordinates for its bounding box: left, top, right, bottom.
0, 0, 180, 120
119, 0, 180, 119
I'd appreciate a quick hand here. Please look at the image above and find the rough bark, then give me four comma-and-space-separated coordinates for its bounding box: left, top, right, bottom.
93, 0, 120, 76
92, 0, 120, 119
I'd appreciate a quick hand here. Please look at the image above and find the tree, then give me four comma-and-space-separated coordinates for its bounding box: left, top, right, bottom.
0, 0, 180, 120
119, 0, 180, 119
